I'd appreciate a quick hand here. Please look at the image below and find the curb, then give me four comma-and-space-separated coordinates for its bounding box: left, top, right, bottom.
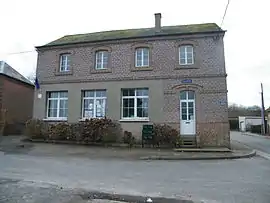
80, 191, 193, 203
243, 133, 270, 139
139, 150, 256, 160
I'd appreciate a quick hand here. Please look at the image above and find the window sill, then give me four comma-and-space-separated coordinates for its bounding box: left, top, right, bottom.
43, 118, 67, 121
175, 65, 199, 70
131, 66, 153, 72
55, 71, 73, 76
119, 118, 150, 122
90, 68, 112, 74
79, 118, 104, 121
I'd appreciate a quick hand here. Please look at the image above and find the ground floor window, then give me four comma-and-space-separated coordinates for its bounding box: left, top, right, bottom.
82, 90, 106, 118
121, 88, 149, 119
47, 91, 68, 119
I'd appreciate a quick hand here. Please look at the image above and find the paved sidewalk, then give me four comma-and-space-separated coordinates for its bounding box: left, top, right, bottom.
0, 135, 255, 160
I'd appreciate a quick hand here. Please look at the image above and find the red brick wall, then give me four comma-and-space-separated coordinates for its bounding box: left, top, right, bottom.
1, 75, 34, 134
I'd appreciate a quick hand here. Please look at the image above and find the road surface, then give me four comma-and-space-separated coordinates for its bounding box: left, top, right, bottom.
230, 131, 270, 159
0, 149, 269, 203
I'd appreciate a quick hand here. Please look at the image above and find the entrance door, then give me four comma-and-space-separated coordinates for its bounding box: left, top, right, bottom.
180, 91, 196, 135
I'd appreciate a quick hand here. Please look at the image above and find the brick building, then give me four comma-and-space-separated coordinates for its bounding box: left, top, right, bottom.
0, 61, 34, 134
33, 13, 229, 147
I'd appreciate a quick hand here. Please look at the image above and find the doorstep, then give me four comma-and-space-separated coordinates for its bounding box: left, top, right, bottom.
174, 148, 231, 153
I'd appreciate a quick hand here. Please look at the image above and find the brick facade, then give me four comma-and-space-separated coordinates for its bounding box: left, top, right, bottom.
35, 31, 229, 147
0, 75, 34, 134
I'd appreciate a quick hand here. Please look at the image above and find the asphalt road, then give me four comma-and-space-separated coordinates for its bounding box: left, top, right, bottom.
230, 131, 270, 156
0, 150, 269, 203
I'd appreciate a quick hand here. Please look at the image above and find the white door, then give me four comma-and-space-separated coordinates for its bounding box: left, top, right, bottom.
180, 91, 196, 135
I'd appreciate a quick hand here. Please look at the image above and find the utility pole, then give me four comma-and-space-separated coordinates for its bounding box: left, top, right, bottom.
261, 83, 266, 135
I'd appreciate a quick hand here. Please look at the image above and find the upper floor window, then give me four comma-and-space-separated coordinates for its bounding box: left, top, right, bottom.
47, 91, 68, 119
179, 45, 194, 65
60, 54, 70, 72
82, 90, 106, 118
135, 48, 149, 67
95, 51, 109, 70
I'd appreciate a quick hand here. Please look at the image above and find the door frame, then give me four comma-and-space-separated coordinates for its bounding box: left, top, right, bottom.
179, 90, 196, 135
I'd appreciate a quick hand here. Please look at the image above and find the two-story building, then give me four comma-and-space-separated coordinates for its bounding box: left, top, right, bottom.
33, 13, 229, 147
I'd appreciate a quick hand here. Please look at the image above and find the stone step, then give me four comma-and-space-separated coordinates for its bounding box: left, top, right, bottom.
180, 136, 197, 148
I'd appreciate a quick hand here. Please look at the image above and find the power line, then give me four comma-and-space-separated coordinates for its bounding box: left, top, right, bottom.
220, 0, 231, 27
0, 50, 36, 56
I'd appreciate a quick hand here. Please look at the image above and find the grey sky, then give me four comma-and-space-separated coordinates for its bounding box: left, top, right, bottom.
0, 0, 269, 108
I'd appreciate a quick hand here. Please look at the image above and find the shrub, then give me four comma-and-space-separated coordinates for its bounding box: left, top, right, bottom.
48, 122, 72, 140
123, 131, 136, 147
80, 118, 122, 143
153, 124, 179, 147
25, 119, 49, 139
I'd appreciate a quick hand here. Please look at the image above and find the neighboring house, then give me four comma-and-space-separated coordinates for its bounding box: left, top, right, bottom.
238, 116, 265, 132
0, 61, 34, 134
267, 107, 270, 134
33, 13, 229, 147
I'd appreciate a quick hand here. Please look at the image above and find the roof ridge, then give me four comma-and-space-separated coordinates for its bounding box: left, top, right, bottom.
37, 22, 224, 48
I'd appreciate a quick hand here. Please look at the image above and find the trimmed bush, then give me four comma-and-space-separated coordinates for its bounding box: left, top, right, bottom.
153, 124, 179, 147
48, 122, 72, 140
24, 119, 49, 139
80, 118, 122, 143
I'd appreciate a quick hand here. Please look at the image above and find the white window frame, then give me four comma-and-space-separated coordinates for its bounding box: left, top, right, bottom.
121, 88, 149, 120
81, 90, 107, 119
179, 45, 194, 65
60, 54, 70, 72
95, 51, 108, 70
46, 92, 68, 119
135, 48, 149, 67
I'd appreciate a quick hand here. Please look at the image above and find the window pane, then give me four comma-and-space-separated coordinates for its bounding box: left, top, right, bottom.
179, 46, 185, 53
136, 59, 142, 67
180, 58, 186, 65
96, 90, 106, 97
180, 92, 187, 100
181, 108, 187, 114
137, 108, 143, 117
48, 109, 57, 117
182, 114, 187, 120
83, 99, 94, 118
186, 46, 193, 53
188, 102, 194, 108
59, 109, 67, 117
122, 89, 135, 96
123, 107, 134, 118
187, 58, 193, 64
136, 89, 148, 96
180, 51, 186, 59
143, 48, 149, 66
49, 92, 59, 98
188, 108, 194, 115
188, 91, 195, 99
96, 99, 106, 117
84, 91, 94, 97
60, 99, 68, 109
128, 98, 134, 107
59, 92, 68, 98
123, 108, 129, 118
48, 100, 57, 109
182, 102, 187, 108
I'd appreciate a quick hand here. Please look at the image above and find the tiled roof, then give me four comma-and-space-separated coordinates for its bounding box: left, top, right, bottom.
0, 61, 34, 86
37, 23, 224, 48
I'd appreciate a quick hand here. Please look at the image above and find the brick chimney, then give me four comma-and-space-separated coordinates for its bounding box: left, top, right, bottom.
154, 13, 162, 32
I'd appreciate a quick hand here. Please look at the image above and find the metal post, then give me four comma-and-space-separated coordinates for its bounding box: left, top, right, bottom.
261, 83, 266, 135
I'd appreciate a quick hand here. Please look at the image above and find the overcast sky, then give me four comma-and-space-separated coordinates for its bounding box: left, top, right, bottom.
0, 0, 269, 108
